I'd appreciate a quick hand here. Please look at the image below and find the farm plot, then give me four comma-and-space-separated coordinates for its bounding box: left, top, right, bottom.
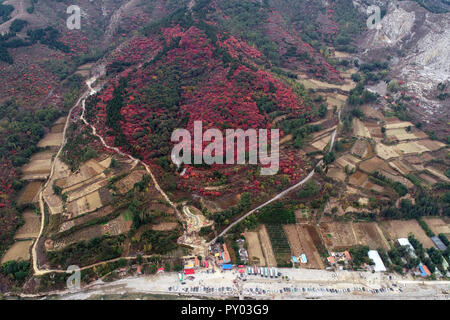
386, 128, 417, 141
351, 140, 369, 158
349, 170, 368, 187
283, 224, 324, 269
259, 225, 278, 267
362, 106, 384, 120
1, 240, 33, 263
66, 190, 104, 218
416, 139, 446, 152
320, 222, 358, 250
311, 135, 331, 151
385, 121, 414, 130
245, 231, 266, 266
352, 118, 371, 138
422, 217, 450, 236
394, 141, 429, 155
425, 167, 450, 182
151, 222, 178, 231
37, 132, 64, 148
376, 143, 400, 160
365, 122, 383, 139
379, 220, 435, 248
264, 224, 291, 267
359, 157, 385, 174
353, 222, 389, 250
115, 170, 147, 194
361, 180, 385, 193
336, 154, 361, 171
17, 181, 41, 205
21, 150, 54, 180
103, 215, 133, 236
389, 159, 414, 176
327, 167, 346, 182
14, 211, 40, 240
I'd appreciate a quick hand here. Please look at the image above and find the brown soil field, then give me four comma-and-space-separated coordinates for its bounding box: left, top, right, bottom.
1, 240, 33, 263
151, 222, 178, 231
359, 156, 388, 174
336, 154, 360, 171
21, 151, 55, 180
349, 170, 368, 187
245, 231, 265, 266
14, 211, 40, 240
385, 121, 414, 130
103, 215, 132, 236
283, 224, 324, 269
379, 220, 435, 248
425, 167, 450, 182
17, 181, 41, 204
395, 141, 429, 155
417, 139, 446, 152
418, 173, 438, 185
351, 140, 368, 158
311, 135, 331, 151
320, 222, 358, 250
304, 225, 326, 256
361, 180, 385, 193
37, 132, 64, 148
365, 121, 383, 139
376, 143, 400, 160
259, 225, 277, 267
404, 153, 434, 164
52, 225, 104, 250
115, 170, 147, 194
361, 106, 384, 120
50, 123, 65, 133
386, 128, 417, 141
389, 159, 414, 176
353, 118, 371, 138
422, 217, 450, 236
353, 222, 390, 250
327, 167, 346, 182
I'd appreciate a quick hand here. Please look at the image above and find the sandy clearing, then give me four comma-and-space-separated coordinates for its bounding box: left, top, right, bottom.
259, 225, 277, 267
379, 220, 435, 248
352, 118, 371, 138
422, 217, 450, 236
14, 211, 40, 239
17, 181, 41, 204
1, 240, 33, 263
385, 121, 414, 130
327, 167, 346, 182
245, 231, 265, 266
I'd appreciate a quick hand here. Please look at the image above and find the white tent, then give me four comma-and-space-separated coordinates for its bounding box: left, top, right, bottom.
368, 250, 387, 272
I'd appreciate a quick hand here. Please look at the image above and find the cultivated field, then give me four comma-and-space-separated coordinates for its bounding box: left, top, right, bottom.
245, 231, 266, 266
352, 118, 371, 138
17, 181, 41, 204
379, 220, 435, 248
422, 217, 450, 236
327, 167, 346, 182
259, 225, 277, 267
1, 240, 33, 263
283, 224, 324, 269
320, 222, 357, 250
14, 210, 40, 240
